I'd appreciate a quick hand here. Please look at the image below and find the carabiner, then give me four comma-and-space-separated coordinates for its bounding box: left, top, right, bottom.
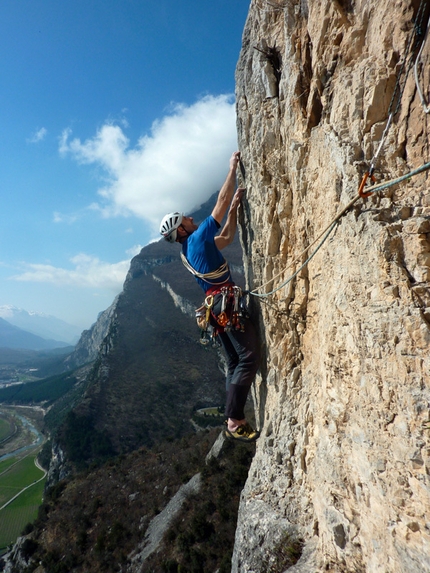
205, 295, 214, 323
358, 171, 377, 198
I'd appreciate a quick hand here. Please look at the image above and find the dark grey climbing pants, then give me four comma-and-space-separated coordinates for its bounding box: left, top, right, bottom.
213, 295, 260, 420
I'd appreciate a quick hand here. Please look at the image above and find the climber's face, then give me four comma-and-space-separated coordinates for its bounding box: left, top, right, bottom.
176, 216, 198, 241
180, 216, 198, 234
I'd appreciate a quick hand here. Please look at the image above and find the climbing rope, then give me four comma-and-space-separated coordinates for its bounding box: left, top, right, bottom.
247, 161, 430, 298
414, 13, 430, 113
249, 222, 338, 298
242, 2, 430, 298
358, 0, 429, 197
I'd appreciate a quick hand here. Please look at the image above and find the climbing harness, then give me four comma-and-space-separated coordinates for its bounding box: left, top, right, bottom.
195, 286, 248, 345
181, 244, 247, 343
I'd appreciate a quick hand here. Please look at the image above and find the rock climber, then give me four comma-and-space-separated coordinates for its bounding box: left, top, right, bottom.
159, 151, 260, 442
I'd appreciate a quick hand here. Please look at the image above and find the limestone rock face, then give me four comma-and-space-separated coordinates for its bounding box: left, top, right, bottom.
234, 1, 430, 571
63, 297, 119, 369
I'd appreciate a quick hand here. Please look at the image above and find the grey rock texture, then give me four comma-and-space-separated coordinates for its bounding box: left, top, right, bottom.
128, 473, 202, 570
233, 1, 430, 571
64, 297, 119, 369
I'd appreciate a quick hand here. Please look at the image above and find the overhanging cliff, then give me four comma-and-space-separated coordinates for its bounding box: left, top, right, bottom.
234, 1, 430, 571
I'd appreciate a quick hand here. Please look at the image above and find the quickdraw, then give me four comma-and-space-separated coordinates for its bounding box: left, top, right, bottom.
357, 1, 429, 199
215, 286, 246, 332
195, 286, 248, 345
217, 288, 229, 327
246, 3, 430, 299
358, 170, 377, 198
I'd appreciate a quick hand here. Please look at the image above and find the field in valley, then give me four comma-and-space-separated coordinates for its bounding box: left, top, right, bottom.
0, 409, 46, 556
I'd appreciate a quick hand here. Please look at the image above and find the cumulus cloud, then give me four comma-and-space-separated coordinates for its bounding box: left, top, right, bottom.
11, 253, 132, 291
23, 95, 236, 294
27, 127, 47, 143
59, 94, 237, 236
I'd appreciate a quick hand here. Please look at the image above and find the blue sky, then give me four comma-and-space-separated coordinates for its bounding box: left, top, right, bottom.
0, 0, 250, 330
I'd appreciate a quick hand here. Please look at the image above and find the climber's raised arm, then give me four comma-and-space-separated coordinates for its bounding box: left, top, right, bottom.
215, 188, 244, 250
211, 151, 241, 224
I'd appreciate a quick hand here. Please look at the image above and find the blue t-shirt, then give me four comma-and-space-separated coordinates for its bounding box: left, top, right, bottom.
182, 215, 233, 292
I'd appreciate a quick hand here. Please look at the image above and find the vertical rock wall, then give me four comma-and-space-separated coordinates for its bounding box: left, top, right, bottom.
234, 0, 430, 571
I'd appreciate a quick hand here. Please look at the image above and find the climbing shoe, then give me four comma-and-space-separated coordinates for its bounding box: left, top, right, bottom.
225, 422, 260, 443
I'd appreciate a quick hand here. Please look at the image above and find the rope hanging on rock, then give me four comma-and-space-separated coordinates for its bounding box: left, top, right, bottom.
242, 161, 430, 299
414, 12, 430, 114
358, 0, 430, 197
238, 2, 430, 299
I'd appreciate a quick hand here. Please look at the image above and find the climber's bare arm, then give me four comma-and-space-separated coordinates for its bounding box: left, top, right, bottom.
215, 188, 244, 250
211, 152, 241, 224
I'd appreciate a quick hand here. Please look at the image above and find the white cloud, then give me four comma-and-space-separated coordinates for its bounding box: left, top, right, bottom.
53, 211, 78, 224
27, 127, 47, 143
59, 94, 237, 237
11, 253, 131, 291
126, 244, 143, 257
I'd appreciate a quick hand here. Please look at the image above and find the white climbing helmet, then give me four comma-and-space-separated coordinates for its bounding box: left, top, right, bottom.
159, 212, 183, 243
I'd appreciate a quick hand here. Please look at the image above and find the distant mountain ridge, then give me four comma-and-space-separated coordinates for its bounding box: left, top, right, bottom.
63, 297, 119, 370
0, 317, 71, 350
0, 305, 82, 344
3, 193, 250, 572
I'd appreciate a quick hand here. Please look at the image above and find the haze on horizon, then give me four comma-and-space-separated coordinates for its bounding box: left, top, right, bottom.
0, 1, 249, 330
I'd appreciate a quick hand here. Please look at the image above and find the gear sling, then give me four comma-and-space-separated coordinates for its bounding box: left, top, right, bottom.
180, 252, 247, 345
